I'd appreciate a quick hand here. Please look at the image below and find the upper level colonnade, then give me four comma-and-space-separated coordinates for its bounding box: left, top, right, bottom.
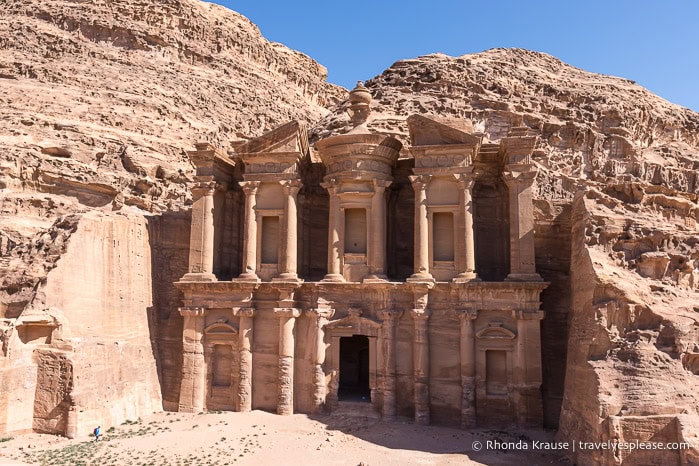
181, 83, 543, 285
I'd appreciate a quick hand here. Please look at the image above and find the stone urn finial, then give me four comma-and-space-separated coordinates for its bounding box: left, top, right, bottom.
347, 81, 372, 127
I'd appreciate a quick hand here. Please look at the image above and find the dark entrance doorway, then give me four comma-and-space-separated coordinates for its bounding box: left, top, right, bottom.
339, 335, 371, 402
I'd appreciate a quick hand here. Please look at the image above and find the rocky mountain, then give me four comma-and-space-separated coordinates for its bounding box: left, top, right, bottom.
1, 1, 698, 464
0, 0, 343, 307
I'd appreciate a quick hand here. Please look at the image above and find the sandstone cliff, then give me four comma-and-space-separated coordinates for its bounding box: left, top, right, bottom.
0, 0, 341, 436
1, 1, 698, 464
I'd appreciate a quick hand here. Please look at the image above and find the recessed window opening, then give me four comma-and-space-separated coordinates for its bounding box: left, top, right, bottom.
344, 208, 367, 254
261, 216, 280, 264
433, 212, 455, 261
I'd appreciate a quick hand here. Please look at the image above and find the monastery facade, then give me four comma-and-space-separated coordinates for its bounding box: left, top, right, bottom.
176, 83, 548, 428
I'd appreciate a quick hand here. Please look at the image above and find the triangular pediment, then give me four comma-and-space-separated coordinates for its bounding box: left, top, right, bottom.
407, 114, 482, 147
235, 120, 309, 157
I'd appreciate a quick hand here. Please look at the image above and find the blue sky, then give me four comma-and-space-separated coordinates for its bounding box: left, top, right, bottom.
219, 1, 699, 112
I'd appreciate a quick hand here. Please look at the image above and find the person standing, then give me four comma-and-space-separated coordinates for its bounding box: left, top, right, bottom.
93, 425, 101, 441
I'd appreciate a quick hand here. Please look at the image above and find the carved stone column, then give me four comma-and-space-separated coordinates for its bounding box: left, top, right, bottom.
239, 181, 261, 280
307, 305, 334, 412
454, 173, 478, 282
279, 180, 302, 281
179, 307, 206, 413
367, 179, 390, 280
237, 308, 254, 412
321, 180, 344, 282
408, 175, 433, 281
275, 308, 301, 415
459, 309, 477, 428
380, 310, 402, 419
412, 308, 431, 425
503, 170, 541, 281
184, 178, 217, 281
513, 309, 545, 427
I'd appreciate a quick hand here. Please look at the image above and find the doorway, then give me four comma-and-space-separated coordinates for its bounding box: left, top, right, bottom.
339, 335, 371, 402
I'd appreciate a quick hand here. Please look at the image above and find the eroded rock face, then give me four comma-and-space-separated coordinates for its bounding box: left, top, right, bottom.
0, 0, 340, 436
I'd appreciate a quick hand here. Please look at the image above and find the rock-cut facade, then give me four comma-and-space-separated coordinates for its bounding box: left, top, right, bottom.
175, 83, 548, 427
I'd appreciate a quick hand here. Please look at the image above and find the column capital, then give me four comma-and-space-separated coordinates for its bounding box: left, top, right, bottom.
408, 174, 431, 191
512, 309, 545, 321
379, 309, 403, 323
320, 178, 338, 192
454, 172, 476, 190
191, 179, 217, 199
274, 308, 302, 319
280, 179, 302, 196
240, 180, 261, 195
411, 308, 431, 320
502, 168, 537, 189
372, 178, 392, 191
456, 308, 478, 321
234, 307, 255, 318
306, 307, 335, 321
179, 307, 205, 318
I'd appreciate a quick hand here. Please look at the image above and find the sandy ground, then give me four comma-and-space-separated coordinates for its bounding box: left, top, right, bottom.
0, 411, 571, 466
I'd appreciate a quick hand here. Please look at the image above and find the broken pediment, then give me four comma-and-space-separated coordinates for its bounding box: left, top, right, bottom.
234, 120, 309, 159
407, 114, 483, 147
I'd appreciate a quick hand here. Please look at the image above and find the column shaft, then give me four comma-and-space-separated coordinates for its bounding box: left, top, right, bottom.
454, 174, 478, 281
240, 181, 260, 279
322, 182, 344, 281
381, 311, 400, 419
179, 308, 206, 413
368, 181, 388, 279
412, 311, 430, 425
409, 176, 432, 281
308, 310, 331, 412
238, 311, 254, 412
186, 180, 216, 279
276, 310, 299, 415
280, 181, 301, 280
459, 311, 477, 428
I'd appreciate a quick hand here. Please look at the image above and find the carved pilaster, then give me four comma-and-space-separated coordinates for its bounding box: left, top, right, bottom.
306, 305, 334, 412
502, 169, 541, 281
512, 309, 545, 427
379, 309, 402, 420
179, 307, 206, 413
458, 309, 477, 428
